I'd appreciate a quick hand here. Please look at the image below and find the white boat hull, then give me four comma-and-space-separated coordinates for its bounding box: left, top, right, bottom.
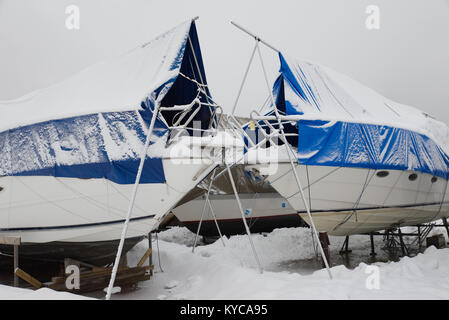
249, 163, 449, 236
173, 193, 302, 236
0, 158, 216, 243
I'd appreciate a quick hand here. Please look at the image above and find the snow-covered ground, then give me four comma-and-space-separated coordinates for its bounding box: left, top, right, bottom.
1, 225, 449, 300
0, 285, 91, 300
114, 226, 449, 300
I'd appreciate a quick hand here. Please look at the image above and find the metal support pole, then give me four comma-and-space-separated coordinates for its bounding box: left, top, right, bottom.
192, 168, 226, 251
339, 236, 351, 255
13, 245, 18, 287
148, 233, 153, 276
417, 225, 422, 250
230, 21, 332, 278
106, 103, 161, 300
187, 29, 215, 128
255, 41, 332, 279
206, 196, 226, 246
442, 217, 449, 244
231, 41, 258, 115
370, 233, 376, 257
398, 228, 408, 256
226, 163, 263, 274
231, 21, 280, 53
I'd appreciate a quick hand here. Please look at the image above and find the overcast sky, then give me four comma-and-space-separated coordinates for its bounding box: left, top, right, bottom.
0, 0, 448, 123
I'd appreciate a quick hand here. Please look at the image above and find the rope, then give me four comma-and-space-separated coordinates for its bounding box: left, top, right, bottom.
333, 169, 375, 231
179, 72, 208, 88
15, 177, 92, 224
431, 178, 449, 222
55, 177, 131, 219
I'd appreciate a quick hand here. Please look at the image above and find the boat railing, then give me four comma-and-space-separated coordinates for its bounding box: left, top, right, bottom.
163, 87, 225, 145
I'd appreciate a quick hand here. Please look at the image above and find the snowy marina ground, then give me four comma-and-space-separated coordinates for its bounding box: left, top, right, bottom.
1, 225, 449, 300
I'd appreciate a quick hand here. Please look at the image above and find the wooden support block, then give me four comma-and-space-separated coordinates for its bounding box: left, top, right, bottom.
15, 268, 42, 289
426, 234, 446, 249
0, 236, 21, 246
64, 258, 80, 270
137, 248, 152, 268
118, 255, 128, 268
47, 265, 153, 293
319, 232, 331, 268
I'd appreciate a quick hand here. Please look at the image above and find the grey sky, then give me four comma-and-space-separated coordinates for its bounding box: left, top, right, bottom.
0, 0, 448, 124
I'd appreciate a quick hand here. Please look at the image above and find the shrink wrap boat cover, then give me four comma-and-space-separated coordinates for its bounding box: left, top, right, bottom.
271, 53, 449, 178
0, 20, 212, 184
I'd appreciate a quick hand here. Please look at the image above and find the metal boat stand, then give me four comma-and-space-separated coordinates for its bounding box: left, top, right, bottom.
192, 162, 264, 274
370, 233, 377, 257
442, 217, 449, 243
229, 21, 333, 279
192, 167, 226, 252
339, 236, 352, 255
106, 16, 227, 298
378, 228, 409, 257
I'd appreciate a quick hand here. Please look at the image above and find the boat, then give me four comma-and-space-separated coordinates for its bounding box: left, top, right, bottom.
240, 41, 449, 236
0, 19, 234, 265
172, 165, 304, 237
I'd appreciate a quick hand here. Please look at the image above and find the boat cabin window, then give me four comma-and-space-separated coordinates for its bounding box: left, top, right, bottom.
408, 173, 418, 181
376, 171, 389, 178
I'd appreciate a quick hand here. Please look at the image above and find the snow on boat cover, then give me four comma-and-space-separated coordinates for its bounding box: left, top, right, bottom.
268, 53, 449, 179
0, 20, 211, 184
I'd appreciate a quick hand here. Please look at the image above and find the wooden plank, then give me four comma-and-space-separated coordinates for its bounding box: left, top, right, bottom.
15, 268, 42, 289
137, 248, 152, 267
0, 236, 21, 246
48, 266, 153, 293
49, 265, 153, 285
51, 273, 152, 294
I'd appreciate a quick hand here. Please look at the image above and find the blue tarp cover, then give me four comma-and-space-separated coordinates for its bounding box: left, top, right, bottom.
0, 110, 167, 184
272, 53, 449, 178
297, 120, 449, 179
0, 20, 210, 184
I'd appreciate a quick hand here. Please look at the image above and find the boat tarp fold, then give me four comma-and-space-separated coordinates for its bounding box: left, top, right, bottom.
0, 20, 211, 184
272, 52, 449, 179
297, 120, 449, 179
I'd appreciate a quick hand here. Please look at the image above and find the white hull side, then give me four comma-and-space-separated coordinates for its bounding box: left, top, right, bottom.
173, 193, 295, 222
250, 163, 449, 236
0, 158, 216, 243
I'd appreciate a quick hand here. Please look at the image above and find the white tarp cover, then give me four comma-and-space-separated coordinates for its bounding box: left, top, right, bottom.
0, 20, 203, 184
0, 21, 193, 132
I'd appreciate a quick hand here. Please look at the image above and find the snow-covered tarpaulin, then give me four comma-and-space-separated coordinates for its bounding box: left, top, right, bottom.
271, 53, 449, 179
0, 19, 213, 184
